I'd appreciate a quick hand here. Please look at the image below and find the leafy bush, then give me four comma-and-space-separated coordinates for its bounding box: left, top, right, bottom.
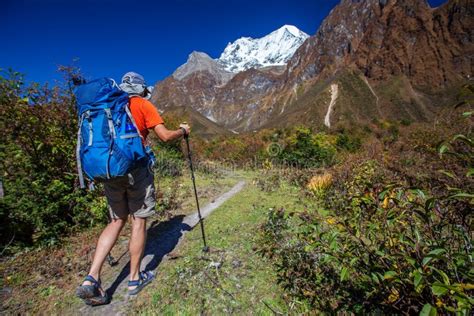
258, 114, 473, 314
277, 126, 337, 168
335, 132, 361, 152
253, 162, 282, 192
0, 69, 107, 249
153, 146, 184, 177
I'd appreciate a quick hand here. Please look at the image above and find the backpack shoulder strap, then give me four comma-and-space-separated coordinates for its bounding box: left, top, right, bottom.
124, 100, 147, 146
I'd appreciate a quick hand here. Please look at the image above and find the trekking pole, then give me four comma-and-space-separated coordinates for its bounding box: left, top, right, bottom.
183, 133, 209, 253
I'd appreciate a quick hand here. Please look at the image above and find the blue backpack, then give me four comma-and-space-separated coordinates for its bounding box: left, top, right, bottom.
75, 78, 153, 188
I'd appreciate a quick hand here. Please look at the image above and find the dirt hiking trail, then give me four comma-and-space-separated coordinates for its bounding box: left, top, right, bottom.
80, 180, 246, 315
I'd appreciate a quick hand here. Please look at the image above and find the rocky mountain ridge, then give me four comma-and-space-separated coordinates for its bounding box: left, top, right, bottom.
172, 51, 234, 86
152, 0, 473, 134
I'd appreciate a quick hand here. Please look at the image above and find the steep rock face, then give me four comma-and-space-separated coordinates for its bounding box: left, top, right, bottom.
285, 0, 381, 86
213, 69, 281, 129
153, 0, 473, 134
153, 71, 221, 122
285, 0, 473, 89
352, 0, 473, 88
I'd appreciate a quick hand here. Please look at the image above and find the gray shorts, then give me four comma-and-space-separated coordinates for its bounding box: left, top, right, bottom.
104, 166, 156, 219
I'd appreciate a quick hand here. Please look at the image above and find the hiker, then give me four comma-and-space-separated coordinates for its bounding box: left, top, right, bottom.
76, 71, 190, 305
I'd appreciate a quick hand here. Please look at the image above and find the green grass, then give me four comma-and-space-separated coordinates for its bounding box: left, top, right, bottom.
156, 168, 239, 216
131, 171, 311, 315
0, 169, 241, 314
2, 168, 317, 314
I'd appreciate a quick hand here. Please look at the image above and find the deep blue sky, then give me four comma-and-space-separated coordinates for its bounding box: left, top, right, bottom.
1, 0, 447, 86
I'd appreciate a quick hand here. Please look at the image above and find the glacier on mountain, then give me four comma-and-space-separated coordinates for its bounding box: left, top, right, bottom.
172, 25, 309, 83
218, 25, 309, 73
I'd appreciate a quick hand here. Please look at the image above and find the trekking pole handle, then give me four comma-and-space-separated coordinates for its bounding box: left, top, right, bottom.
180, 127, 188, 138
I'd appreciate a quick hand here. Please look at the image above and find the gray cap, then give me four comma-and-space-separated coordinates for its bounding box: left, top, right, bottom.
121, 71, 145, 85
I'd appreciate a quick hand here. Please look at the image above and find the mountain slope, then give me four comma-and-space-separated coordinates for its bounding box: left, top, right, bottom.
152, 0, 473, 134
285, 0, 473, 89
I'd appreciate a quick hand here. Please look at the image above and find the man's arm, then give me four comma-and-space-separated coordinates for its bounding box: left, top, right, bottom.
153, 123, 190, 142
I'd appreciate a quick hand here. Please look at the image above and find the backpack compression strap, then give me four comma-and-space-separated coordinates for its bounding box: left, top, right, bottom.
104, 108, 117, 180
76, 113, 86, 189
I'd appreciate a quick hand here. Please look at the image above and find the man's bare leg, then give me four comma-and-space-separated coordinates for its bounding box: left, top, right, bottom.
128, 216, 147, 289
82, 218, 126, 288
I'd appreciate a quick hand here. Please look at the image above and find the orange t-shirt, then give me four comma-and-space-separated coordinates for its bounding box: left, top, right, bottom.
129, 97, 164, 142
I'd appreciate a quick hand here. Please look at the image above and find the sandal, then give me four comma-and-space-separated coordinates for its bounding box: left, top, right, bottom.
76, 275, 110, 306
128, 271, 155, 295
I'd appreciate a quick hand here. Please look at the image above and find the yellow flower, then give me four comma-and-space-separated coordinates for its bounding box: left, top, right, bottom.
387, 288, 399, 303
325, 217, 336, 225
388, 237, 397, 247
262, 159, 273, 170
436, 299, 444, 308
382, 197, 390, 209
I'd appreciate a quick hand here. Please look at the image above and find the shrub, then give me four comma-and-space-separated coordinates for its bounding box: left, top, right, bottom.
0, 69, 107, 249
277, 126, 336, 168
156, 179, 182, 218
253, 160, 282, 192
153, 146, 184, 177
258, 114, 473, 314
335, 132, 361, 152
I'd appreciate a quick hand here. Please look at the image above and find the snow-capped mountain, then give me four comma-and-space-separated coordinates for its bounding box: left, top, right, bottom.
218, 25, 309, 73
154, 0, 472, 135
173, 51, 234, 85
170, 25, 309, 84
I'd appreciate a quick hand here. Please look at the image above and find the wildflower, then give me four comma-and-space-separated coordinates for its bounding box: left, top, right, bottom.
263, 159, 273, 170
387, 288, 399, 303
382, 196, 390, 208
436, 299, 444, 308
325, 217, 336, 225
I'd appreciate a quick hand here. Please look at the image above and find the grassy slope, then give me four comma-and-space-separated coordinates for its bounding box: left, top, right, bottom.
262, 70, 465, 131
261, 70, 378, 131
131, 171, 314, 315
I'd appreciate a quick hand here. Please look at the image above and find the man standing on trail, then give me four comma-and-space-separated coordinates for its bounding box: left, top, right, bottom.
76, 72, 190, 306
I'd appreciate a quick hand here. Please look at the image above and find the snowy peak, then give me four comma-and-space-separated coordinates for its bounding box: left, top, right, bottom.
273, 24, 308, 40
171, 25, 309, 83
218, 25, 309, 73
279, 24, 304, 37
